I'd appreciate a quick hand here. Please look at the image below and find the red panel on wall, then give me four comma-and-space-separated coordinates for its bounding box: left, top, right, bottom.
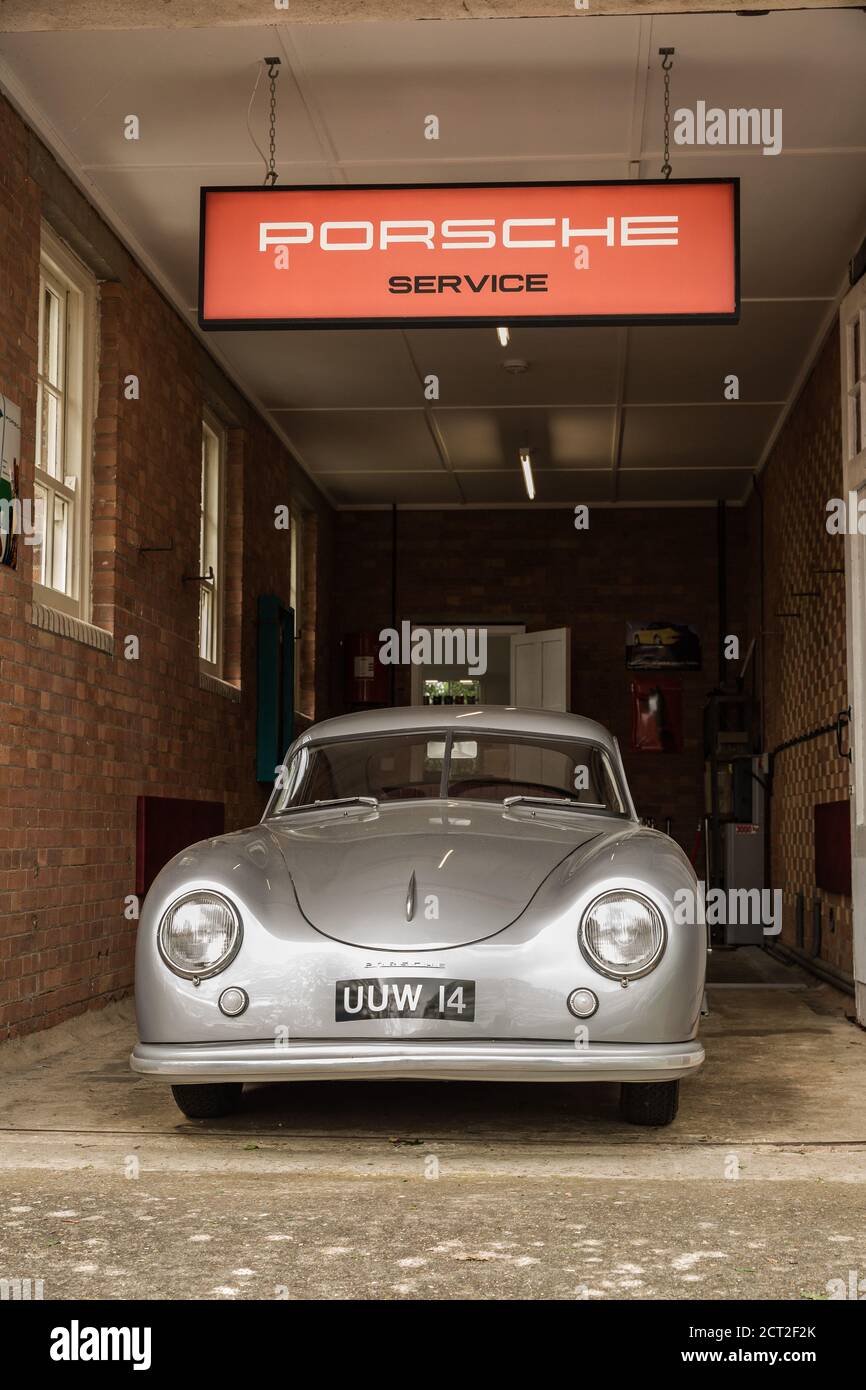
136, 797, 225, 898
814, 800, 851, 897
630, 677, 684, 753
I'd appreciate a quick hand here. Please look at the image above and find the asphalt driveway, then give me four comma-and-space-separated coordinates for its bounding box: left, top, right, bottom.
1, 947, 865, 1300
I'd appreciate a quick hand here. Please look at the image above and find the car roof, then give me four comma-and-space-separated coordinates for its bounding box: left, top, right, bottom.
293, 705, 617, 750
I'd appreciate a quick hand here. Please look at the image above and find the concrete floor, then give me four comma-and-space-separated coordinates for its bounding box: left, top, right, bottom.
1, 947, 865, 1300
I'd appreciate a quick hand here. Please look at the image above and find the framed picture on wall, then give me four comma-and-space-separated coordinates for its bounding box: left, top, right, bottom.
626, 620, 701, 671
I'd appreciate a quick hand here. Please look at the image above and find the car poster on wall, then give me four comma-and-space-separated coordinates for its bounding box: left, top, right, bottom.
626, 620, 701, 671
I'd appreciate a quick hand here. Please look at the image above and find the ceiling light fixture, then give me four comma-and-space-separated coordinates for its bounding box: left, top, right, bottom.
519, 448, 535, 501
496, 326, 510, 347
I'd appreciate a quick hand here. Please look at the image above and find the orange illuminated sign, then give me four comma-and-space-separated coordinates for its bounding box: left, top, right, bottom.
199, 179, 739, 329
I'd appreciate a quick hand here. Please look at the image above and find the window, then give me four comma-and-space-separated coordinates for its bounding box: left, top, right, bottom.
289, 507, 302, 701
199, 414, 226, 674
270, 730, 627, 817
34, 227, 97, 617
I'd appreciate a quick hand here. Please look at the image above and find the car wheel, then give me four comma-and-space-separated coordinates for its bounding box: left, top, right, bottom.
170, 1083, 243, 1119
620, 1079, 679, 1127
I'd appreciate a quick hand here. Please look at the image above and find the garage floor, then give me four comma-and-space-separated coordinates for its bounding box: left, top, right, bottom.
1, 948, 865, 1301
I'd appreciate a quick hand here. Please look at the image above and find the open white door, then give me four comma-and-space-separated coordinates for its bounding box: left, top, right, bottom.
841, 275, 866, 1025
510, 628, 571, 711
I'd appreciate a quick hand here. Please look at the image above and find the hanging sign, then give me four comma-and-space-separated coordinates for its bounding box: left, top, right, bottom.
199, 178, 739, 329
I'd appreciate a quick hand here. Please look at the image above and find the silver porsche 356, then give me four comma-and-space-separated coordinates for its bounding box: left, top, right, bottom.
131, 706, 706, 1126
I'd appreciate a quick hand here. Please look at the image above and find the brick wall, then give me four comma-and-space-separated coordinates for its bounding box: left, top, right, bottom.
332, 504, 746, 860
744, 327, 853, 976
0, 94, 334, 1038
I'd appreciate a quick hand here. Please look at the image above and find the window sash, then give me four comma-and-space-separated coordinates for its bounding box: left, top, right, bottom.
33, 230, 96, 619
199, 416, 225, 674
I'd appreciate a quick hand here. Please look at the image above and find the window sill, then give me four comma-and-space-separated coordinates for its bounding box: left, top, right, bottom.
200, 669, 241, 703
30, 600, 114, 655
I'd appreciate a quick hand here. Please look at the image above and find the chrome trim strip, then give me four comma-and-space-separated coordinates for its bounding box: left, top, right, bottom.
131, 1039, 704, 1084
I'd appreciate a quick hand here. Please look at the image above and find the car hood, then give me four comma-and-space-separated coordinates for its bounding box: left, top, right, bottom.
266, 800, 609, 950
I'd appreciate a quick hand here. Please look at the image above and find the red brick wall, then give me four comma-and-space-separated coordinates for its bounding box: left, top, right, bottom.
0, 94, 334, 1038
744, 327, 853, 976
332, 505, 746, 860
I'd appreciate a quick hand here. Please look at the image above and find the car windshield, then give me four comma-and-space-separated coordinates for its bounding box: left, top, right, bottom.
270, 730, 628, 817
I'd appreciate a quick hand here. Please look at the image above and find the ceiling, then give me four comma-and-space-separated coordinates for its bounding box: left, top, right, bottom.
1, 11, 865, 507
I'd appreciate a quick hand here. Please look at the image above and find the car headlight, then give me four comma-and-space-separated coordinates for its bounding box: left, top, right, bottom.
579, 890, 666, 980
157, 891, 242, 979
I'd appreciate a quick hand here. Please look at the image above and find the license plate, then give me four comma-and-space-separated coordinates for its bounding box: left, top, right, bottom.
335, 977, 475, 1022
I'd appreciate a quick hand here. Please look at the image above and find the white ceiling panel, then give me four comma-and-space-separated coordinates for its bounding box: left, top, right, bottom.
625, 299, 829, 405
289, 18, 642, 164
211, 329, 424, 409
621, 403, 780, 470
434, 406, 614, 470
0, 28, 326, 169
273, 408, 442, 472
405, 325, 622, 406
641, 11, 866, 153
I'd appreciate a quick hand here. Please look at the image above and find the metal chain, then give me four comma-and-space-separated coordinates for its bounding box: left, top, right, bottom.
264, 56, 281, 186
660, 47, 675, 180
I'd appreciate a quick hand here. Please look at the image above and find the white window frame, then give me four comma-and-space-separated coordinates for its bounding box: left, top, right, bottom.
34, 225, 98, 620
198, 412, 227, 677
290, 507, 303, 703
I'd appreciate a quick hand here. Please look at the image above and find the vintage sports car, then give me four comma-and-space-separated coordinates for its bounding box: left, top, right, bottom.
131, 706, 706, 1127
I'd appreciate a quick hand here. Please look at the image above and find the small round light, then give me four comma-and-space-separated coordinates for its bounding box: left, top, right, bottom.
567, 988, 598, 1019
579, 890, 666, 980
219, 987, 249, 1017
158, 891, 242, 979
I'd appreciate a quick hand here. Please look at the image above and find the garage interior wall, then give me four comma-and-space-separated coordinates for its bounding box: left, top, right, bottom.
333, 504, 749, 858
744, 328, 853, 979
0, 92, 335, 1040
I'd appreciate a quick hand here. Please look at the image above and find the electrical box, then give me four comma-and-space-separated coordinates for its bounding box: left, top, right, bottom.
721, 755, 767, 945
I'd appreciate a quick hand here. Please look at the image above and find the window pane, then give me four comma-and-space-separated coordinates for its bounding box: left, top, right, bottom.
38, 384, 63, 479
446, 734, 626, 814
199, 421, 223, 669
33, 484, 47, 585
41, 283, 63, 387
51, 493, 70, 593
275, 735, 443, 810
199, 584, 214, 665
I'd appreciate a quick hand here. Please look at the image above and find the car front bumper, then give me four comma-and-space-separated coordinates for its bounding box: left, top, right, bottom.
130, 1038, 704, 1084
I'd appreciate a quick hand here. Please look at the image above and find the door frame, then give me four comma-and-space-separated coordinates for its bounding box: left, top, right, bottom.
840, 273, 866, 1024
408, 621, 525, 705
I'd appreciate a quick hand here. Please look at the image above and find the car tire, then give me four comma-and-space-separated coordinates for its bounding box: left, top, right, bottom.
170, 1083, 243, 1119
620, 1079, 679, 1127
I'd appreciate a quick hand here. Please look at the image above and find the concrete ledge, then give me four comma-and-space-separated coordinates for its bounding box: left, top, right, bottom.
199, 670, 241, 702
30, 600, 114, 654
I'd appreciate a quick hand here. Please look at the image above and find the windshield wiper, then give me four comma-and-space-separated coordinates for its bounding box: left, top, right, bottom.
503, 795, 606, 812
274, 796, 379, 817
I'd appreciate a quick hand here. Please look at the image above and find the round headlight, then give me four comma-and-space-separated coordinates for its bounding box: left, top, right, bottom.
158, 892, 242, 979
579, 890, 665, 980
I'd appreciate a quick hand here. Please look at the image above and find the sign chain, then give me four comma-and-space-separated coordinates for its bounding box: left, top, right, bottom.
264, 57, 281, 187
659, 48, 675, 180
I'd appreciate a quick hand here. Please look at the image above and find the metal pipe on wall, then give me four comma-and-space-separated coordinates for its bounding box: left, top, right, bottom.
717, 498, 727, 687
